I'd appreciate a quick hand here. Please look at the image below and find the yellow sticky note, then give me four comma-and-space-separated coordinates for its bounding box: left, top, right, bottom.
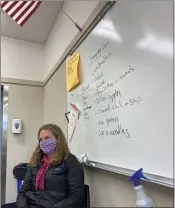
66, 51, 81, 92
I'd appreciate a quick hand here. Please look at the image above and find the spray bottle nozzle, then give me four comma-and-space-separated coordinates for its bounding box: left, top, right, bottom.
129, 168, 149, 187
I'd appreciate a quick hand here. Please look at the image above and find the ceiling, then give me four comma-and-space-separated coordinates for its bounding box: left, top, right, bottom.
1, 1, 64, 44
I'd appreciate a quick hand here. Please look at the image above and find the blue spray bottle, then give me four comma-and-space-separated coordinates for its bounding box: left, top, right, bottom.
129, 168, 154, 207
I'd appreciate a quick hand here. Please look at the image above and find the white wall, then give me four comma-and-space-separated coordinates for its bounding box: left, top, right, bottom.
44, 1, 99, 78
2, 2, 103, 204
44, 62, 67, 135
1, 36, 44, 81
1, 2, 101, 81
5, 84, 43, 203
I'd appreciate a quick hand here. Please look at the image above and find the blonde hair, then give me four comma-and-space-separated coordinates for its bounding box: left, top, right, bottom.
29, 124, 70, 167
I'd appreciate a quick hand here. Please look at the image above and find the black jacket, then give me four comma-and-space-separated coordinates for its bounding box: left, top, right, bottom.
16, 154, 84, 208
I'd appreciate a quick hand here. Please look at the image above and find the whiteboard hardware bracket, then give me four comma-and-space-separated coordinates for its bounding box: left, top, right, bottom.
61, 9, 82, 32
69, 1, 115, 55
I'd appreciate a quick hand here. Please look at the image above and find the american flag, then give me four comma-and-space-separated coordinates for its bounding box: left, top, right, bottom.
1, 1, 42, 27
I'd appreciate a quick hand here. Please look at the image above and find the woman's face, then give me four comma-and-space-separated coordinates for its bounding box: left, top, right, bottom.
39, 129, 55, 142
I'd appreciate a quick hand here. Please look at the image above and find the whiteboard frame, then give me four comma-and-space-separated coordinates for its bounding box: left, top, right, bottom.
66, 1, 174, 189
83, 161, 173, 188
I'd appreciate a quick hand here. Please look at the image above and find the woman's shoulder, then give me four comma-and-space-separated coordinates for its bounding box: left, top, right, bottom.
67, 153, 78, 160
65, 153, 79, 162
64, 153, 81, 167
28, 163, 41, 170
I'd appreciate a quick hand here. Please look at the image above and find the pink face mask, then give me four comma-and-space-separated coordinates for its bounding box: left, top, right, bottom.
40, 138, 56, 154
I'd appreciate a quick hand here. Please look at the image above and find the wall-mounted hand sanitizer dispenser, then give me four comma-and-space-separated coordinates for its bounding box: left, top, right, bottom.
12, 119, 22, 134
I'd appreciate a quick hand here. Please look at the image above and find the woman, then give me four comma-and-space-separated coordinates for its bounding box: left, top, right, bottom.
17, 124, 84, 208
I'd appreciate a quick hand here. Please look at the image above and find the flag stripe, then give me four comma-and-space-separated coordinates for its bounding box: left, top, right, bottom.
10, 2, 27, 18
1, 1, 42, 27
13, 1, 32, 20
1, 1, 8, 8
15, 1, 35, 23
20, 2, 41, 26
5, 1, 18, 13
8, 2, 23, 16
2, 1, 14, 11
18, 1, 38, 24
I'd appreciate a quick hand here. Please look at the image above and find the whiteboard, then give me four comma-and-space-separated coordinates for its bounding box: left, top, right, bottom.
67, 1, 173, 181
